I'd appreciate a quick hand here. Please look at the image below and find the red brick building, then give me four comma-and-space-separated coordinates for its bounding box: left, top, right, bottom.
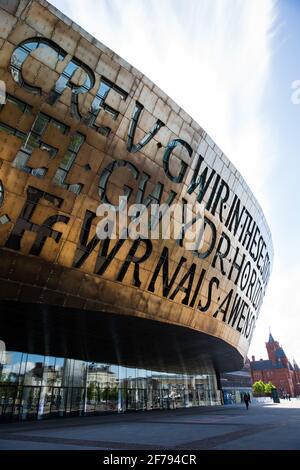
250, 333, 300, 397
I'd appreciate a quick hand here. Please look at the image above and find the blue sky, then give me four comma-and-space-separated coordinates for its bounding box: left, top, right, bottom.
50, 0, 300, 363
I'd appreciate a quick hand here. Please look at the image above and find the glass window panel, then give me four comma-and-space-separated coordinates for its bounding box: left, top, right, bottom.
0, 352, 24, 383
0, 352, 220, 420
40, 143, 57, 158
53, 168, 67, 185
69, 133, 85, 152
11, 48, 28, 69
32, 114, 49, 135
60, 151, 75, 171
20, 386, 40, 420
22, 41, 39, 53
26, 133, 40, 150
0, 215, 9, 225
51, 119, 68, 134
24, 354, 45, 387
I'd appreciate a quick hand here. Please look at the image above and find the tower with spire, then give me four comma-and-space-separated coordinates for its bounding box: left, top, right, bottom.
266, 332, 277, 365
250, 332, 300, 397
293, 359, 300, 393
266, 332, 288, 368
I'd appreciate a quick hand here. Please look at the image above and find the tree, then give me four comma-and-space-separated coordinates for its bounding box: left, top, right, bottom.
252, 380, 276, 395
87, 383, 103, 402
87, 383, 96, 401
264, 381, 276, 394
252, 380, 266, 395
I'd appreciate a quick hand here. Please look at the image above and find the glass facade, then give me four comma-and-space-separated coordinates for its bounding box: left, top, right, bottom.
220, 363, 253, 405
0, 351, 220, 422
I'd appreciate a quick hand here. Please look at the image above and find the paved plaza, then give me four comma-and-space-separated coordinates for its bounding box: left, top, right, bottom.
0, 400, 299, 450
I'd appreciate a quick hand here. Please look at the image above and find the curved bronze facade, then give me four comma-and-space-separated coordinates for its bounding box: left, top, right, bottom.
0, 0, 273, 375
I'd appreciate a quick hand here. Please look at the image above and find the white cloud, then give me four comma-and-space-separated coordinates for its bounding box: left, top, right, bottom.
2, 360, 36, 375
249, 260, 300, 363
50, 0, 277, 213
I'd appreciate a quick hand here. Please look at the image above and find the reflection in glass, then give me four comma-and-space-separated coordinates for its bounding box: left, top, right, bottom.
0, 351, 220, 422
52, 133, 85, 194
10, 38, 66, 94
11, 112, 68, 178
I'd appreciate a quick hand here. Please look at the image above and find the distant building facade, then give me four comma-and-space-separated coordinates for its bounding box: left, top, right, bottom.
220, 358, 253, 404
250, 334, 300, 397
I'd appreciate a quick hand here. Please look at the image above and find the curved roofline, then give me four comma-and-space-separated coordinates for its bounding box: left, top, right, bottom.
40, 0, 273, 257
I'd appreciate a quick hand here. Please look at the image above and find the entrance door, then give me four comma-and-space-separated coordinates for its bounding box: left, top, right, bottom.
67, 387, 85, 416
136, 389, 147, 410
50, 387, 68, 417
0, 385, 18, 422
20, 386, 41, 420
126, 388, 137, 410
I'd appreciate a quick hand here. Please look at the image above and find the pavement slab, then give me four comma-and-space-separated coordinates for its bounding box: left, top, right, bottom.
0, 400, 299, 450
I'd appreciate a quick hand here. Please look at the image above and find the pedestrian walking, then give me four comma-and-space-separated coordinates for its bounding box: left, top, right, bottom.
243, 392, 250, 410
